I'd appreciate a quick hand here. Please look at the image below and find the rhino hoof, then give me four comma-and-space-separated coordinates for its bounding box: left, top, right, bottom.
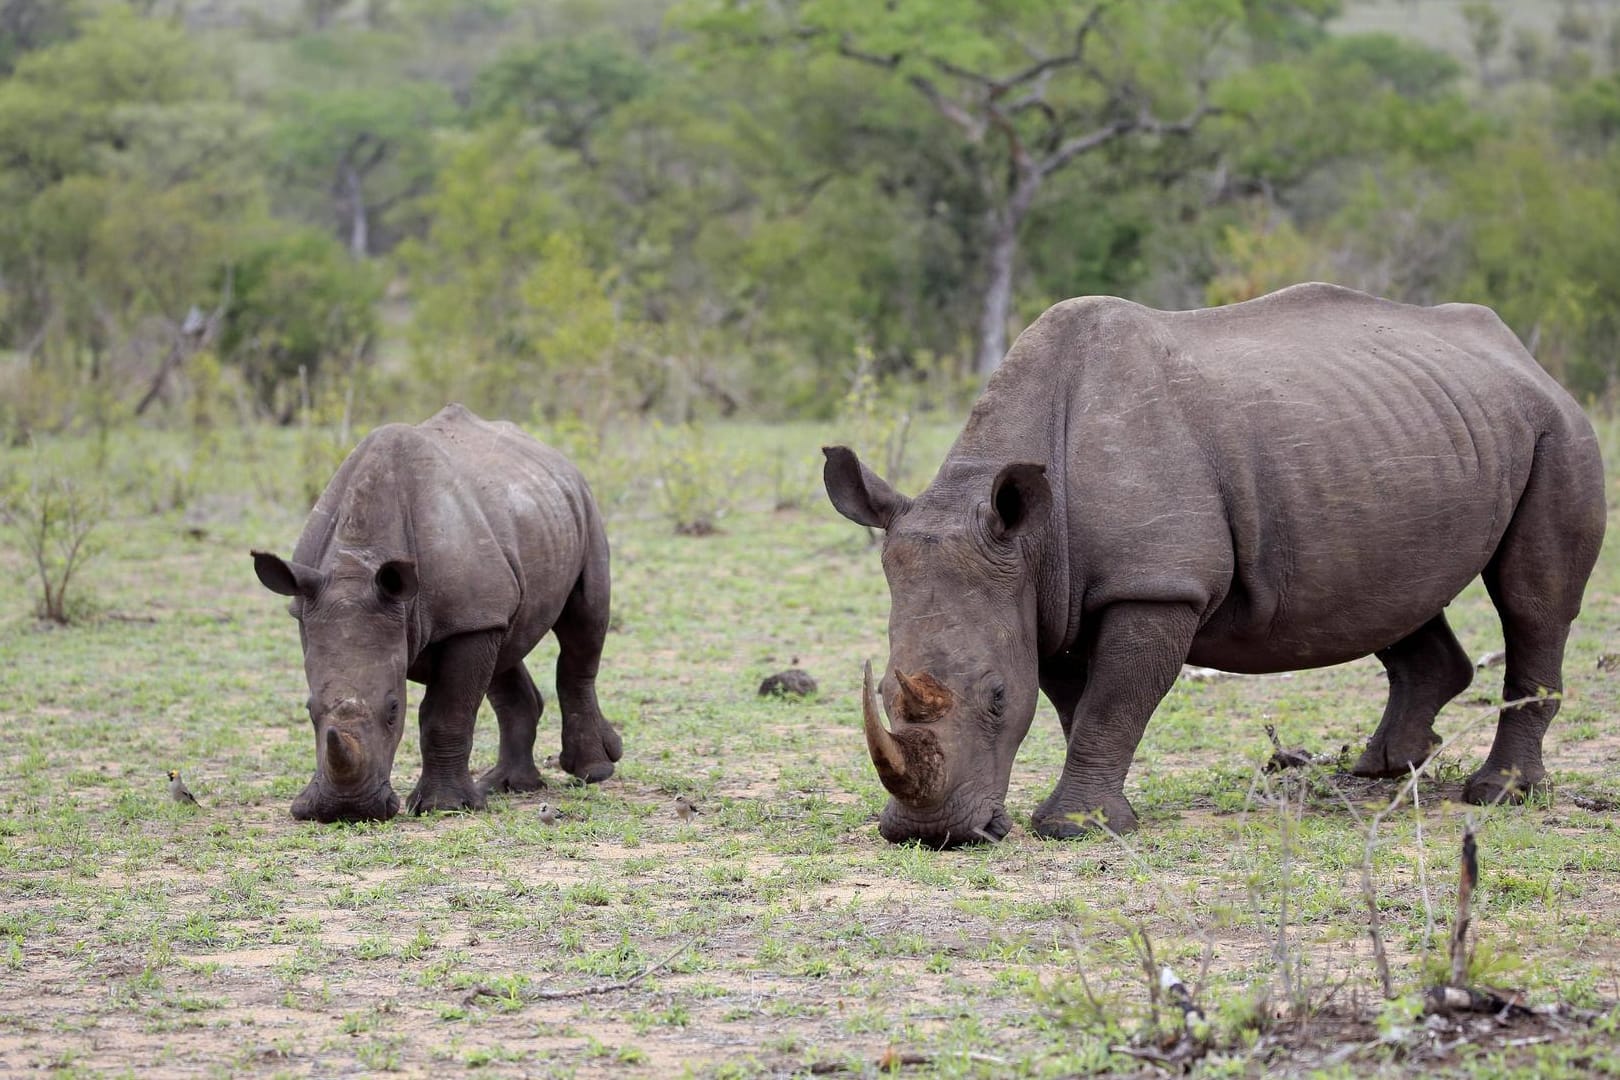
479, 764, 545, 795
1350, 734, 1441, 779
406, 779, 487, 816
1462, 766, 1544, 807
1033, 798, 1138, 839
575, 761, 615, 784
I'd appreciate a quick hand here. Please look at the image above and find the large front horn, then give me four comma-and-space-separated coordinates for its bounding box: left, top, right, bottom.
864, 660, 909, 783
862, 661, 945, 802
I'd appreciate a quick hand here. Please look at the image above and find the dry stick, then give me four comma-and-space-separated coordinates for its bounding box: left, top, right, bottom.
1410, 764, 1436, 952
1065, 928, 1110, 1025
1324, 694, 1552, 1000
463, 942, 691, 1006
1360, 817, 1394, 1000
1449, 816, 1478, 988
1276, 770, 1298, 1006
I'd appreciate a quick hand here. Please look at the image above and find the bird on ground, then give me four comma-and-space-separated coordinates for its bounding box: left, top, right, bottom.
167, 769, 200, 807
674, 794, 702, 823
537, 802, 563, 826
542, 754, 559, 770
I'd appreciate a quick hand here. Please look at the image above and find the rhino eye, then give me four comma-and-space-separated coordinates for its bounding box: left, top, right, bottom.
385, 695, 401, 727
989, 684, 1006, 717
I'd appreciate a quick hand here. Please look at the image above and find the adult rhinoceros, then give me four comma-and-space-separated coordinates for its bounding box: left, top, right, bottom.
253, 404, 621, 823
825, 283, 1605, 847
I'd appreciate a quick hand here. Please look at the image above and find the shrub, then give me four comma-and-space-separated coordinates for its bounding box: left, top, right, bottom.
1, 464, 105, 623
648, 421, 742, 535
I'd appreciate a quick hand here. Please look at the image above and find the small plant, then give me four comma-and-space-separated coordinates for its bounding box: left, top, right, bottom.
2, 464, 105, 624
648, 421, 740, 535
295, 370, 356, 511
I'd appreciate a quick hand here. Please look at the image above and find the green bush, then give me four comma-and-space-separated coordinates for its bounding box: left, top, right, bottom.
1, 462, 105, 623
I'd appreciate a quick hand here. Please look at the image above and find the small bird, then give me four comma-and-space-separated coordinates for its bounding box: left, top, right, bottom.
537, 801, 563, 826
167, 769, 200, 807
541, 754, 559, 770
674, 794, 702, 823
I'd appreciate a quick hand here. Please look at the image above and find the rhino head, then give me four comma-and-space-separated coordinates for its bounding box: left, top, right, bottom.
252, 550, 416, 823
824, 446, 1051, 847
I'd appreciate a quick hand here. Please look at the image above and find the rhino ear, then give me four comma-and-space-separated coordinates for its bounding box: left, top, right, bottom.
990, 463, 1050, 539
253, 550, 323, 598
822, 446, 910, 529
374, 559, 418, 605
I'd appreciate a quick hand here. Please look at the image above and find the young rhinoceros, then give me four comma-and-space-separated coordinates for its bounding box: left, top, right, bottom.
252, 404, 621, 823
827, 283, 1605, 848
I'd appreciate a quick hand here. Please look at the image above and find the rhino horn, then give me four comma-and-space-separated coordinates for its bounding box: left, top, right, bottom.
325, 727, 362, 780
893, 669, 952, 722
863, 661, 943, 802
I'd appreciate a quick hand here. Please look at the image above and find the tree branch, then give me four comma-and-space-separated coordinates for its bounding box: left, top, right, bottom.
834, 37, 986, 140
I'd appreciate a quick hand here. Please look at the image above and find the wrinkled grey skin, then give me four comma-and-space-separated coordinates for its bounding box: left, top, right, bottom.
827, 283, 1605, 847
253, 404, 621, 823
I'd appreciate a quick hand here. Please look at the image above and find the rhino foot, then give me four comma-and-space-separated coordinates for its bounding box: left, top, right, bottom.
566, 759, 615, 784
559, 742, 617, 784
1350, 732, 1441, 779
1462, 764, 1545, 807
406, 774, 488, 815
1032, 794, 1138, 839
479, 762, 545, 795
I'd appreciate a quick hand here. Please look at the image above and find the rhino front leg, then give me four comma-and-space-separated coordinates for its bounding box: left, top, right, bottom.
479, 662, 545, 795
407, 630, 500, 815
1032, 603, 1199, 838
1038, 653, 1088, 742
553, 557, 622, 784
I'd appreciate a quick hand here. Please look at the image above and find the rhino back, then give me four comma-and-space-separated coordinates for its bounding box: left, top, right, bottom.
967, 284, 1601, 669
295, 404, 601, 662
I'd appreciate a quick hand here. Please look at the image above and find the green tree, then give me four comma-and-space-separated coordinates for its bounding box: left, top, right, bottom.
219, 227, 384, 417
471, 33, 649, 165
0, 0, 84, 76
400, 125, 639, 420
1461, 1, 1504, 87
685, 0, 1339, 375
0, 7, 258, 423
272, 77, 453, 256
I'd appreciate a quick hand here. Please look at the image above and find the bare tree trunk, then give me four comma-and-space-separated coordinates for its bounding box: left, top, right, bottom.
974, 176, 1041, 377
975, 213, 1019, 377
345, 164, 369, 258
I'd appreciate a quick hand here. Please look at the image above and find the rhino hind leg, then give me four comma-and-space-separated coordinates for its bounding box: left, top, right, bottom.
1466, 452, 1603, 805
1031, 603, 1200, 839
1352, 614, 1473, 779
407, 631, 498, 815
479, 663, 546, 795
554, 556, 622, 785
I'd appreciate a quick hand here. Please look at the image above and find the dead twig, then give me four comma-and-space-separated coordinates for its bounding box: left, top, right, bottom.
1113, 971, 1210, 1069
462, 942, 691, 1006
1448, 816, 1478, 988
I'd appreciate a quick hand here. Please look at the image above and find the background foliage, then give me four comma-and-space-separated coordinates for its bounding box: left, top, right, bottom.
1, 0, 1619, 437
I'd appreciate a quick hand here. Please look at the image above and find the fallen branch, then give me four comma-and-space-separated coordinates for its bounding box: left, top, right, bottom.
807, 1051, 933, 1074
462, 942, 691, 1006
1424, 984, 1530, 1019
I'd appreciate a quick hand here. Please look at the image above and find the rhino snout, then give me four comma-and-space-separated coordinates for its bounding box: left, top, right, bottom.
877, 795, 1010, 848
291, 779, 400, 824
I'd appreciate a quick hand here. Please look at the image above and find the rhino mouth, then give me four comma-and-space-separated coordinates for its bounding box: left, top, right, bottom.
291, 780, 401, 824
878, 798, 1012, 849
